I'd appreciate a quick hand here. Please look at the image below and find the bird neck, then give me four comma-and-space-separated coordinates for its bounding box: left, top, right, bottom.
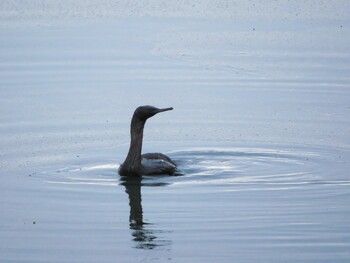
122, 119, 145, 176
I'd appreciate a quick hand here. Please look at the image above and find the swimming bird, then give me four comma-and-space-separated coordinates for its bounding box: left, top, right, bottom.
118, 106, 177, 176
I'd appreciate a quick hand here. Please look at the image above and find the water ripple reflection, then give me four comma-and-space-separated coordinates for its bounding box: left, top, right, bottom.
44, 145, 350, 192
168, 146, 347, 191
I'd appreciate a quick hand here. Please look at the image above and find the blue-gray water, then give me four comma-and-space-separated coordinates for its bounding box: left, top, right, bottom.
1, 2, 350, 262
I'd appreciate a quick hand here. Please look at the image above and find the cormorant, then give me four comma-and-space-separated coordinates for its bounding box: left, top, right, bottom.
118, 106, 177, 176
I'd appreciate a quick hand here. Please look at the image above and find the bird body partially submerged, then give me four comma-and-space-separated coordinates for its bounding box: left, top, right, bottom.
119, 106, 177, 176
141, 156, 177, 175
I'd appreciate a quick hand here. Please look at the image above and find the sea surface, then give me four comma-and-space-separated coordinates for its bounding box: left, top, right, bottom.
1, 1, 350, 262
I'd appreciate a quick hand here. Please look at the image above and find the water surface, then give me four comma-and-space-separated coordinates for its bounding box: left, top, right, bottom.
1, 2, 350, 262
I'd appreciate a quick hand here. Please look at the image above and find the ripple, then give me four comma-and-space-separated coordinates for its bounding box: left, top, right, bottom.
44, 163, 120, 187
168, 146, 347, 191
42, 145, 350, 191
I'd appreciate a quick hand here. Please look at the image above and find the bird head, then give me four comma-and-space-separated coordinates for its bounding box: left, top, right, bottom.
133, 105, 173, 122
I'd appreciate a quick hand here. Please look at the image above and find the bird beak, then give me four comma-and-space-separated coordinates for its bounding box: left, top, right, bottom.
155, 107, 173, 114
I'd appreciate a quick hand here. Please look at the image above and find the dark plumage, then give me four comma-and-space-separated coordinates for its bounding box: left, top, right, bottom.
118, 106, 177, 176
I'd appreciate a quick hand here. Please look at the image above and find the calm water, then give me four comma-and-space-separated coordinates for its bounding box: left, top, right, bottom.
2, 142, 350, 262
1, 3, 350, 262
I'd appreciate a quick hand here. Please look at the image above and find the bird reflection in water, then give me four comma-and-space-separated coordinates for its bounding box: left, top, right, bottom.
120, 177, 171, 250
